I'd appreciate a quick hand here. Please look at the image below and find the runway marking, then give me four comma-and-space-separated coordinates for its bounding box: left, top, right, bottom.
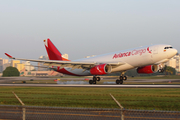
0, 119, 14, 120
124, 116, 177, 120
0, 111, 121, 118
0, 111, 178, 119
0, 84, 180, 88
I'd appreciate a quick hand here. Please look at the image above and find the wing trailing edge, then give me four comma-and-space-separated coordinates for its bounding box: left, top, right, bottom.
4, 53, 125, 69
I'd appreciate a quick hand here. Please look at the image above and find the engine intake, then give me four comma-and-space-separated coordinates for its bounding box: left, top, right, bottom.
90, 64, 112, 75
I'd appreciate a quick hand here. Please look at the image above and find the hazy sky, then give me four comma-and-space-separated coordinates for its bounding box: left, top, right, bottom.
0, 0, 180, 60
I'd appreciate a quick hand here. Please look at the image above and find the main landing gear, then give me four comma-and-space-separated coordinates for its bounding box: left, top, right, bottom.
89, 72, 127, 85
89, 76, 100, 84
116, 72, 127, 85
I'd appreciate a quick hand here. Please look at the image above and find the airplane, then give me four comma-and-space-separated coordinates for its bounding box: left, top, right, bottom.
5, 38, 178, 84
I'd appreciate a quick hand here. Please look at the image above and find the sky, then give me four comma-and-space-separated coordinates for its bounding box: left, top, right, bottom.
0, 0, 180, 60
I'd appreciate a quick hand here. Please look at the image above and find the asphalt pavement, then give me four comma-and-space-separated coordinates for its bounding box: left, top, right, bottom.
0, 77, 180, 88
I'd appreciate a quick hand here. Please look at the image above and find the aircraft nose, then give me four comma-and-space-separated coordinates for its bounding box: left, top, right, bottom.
173, 48, 178, 55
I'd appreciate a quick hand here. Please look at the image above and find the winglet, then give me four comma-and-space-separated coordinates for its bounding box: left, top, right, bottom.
5, 53, 15, 59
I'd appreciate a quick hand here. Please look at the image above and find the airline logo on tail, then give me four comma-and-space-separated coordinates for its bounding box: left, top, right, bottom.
44, 38, 70, 61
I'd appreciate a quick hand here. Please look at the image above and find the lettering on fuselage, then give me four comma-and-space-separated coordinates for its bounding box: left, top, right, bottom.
113, 47, 150, 59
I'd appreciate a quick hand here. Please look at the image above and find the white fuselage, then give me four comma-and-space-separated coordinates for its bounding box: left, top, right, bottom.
60, 44, 177, 76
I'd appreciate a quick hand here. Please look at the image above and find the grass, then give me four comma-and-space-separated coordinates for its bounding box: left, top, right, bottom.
0, 87, 180, 111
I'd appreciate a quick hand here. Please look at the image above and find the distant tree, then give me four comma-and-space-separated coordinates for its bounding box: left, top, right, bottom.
125, 69, 139, 77
165, 66, 176, 75
2, 66, 20, 77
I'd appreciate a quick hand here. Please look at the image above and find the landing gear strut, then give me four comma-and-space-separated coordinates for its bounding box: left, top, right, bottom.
158, 68, 164, 73
158, 63, 165, 73
116, 72, 127, 85
89, 76, 101, 84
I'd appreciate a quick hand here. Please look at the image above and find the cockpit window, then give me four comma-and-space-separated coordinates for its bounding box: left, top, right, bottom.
164, 46, 173, 49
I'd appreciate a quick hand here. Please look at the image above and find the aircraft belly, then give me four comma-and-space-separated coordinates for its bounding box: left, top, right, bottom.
68, 69, 91, 76
57, 67, 91, 76
111, 63, 134, 72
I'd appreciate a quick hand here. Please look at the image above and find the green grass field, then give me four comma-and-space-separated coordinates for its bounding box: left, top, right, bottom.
0, 86, 180, 111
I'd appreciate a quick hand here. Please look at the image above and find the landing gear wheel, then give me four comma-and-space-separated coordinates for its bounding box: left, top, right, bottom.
119, 80, 123, 84
93, 77, 97, 81
93, 80, 96, 84
120, 76, 123, 80
116, 79, 120, 84
123, 76, 127, 80
158, 69, 164, 73
97, 77, 101, 81
89, 80, 93, 84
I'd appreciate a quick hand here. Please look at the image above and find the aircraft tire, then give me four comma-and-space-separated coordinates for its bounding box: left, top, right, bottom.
116, 79, 120, 84
89, 80, 93, 84
120, 80, 123, 84
120, 76, 123, 80
93, 77, 97, 81
97, 77, 100, 81
93, 80, 96, 84
158, 69, 164, 73
123, 76, 127, 80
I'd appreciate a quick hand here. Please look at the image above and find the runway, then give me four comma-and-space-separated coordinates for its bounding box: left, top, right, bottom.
0, 77, 180, 88
0, 83, 180, 88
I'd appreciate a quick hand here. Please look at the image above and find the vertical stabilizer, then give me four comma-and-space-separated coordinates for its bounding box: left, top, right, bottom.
44, 38, 69, 61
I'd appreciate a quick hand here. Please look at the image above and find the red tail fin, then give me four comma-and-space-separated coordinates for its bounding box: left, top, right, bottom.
44, 38, 69, 61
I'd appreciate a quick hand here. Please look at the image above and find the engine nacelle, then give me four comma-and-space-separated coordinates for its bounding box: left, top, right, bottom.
90, 64, 112, 75
137, 65, 159, 74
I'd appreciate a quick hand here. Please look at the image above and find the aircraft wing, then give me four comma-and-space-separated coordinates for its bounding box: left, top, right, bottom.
5, 53, 125, 69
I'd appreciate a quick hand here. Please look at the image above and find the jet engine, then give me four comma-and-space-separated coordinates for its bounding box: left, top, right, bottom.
137, 65, 159, 74
90, 64, 112, 75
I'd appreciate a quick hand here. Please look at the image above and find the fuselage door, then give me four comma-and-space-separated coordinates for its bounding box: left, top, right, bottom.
153, 46, 158, 54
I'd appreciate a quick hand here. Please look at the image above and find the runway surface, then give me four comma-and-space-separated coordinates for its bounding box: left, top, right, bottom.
0, 77, 180, 88
0, 83, 180, 88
